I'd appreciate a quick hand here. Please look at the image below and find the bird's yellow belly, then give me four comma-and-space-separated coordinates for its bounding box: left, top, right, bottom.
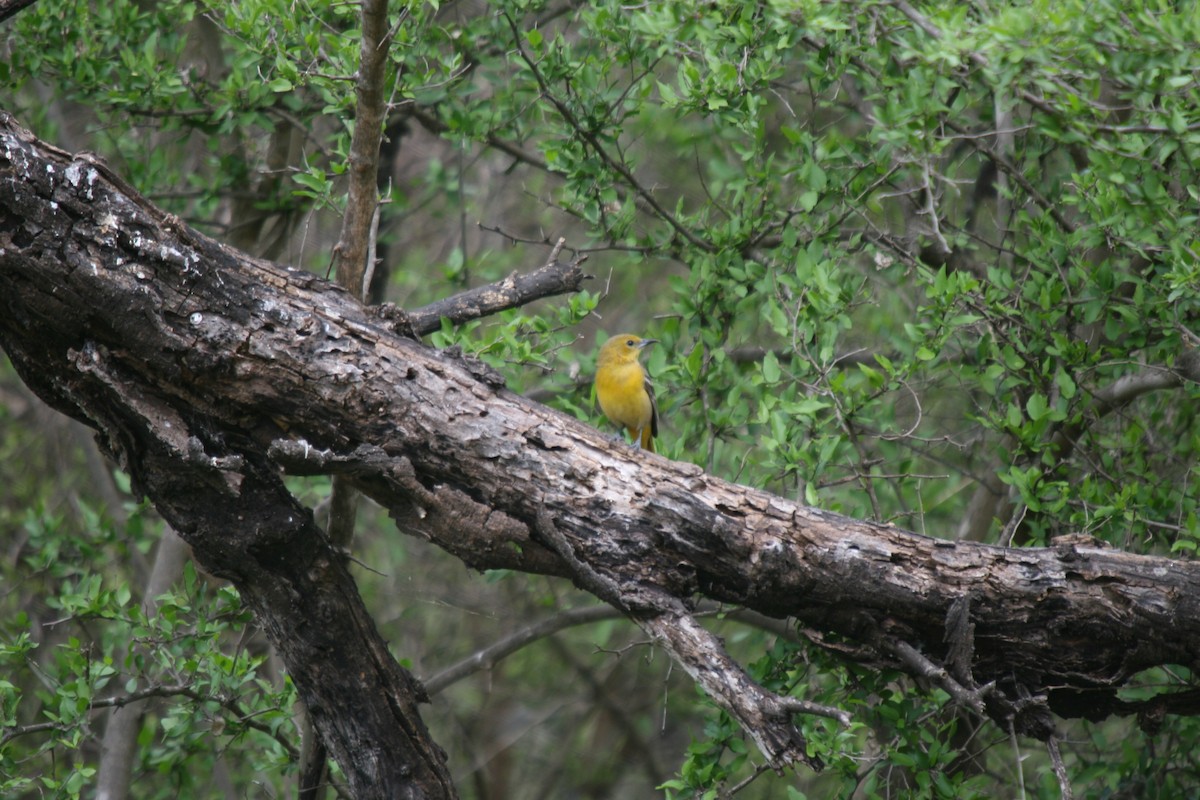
597, 365, 651, 432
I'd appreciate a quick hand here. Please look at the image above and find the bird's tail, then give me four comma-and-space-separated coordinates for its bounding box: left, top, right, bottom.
639, 426, 655, 453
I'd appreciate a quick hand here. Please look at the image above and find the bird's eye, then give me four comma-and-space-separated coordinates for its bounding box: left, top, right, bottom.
626, 339, 636, 347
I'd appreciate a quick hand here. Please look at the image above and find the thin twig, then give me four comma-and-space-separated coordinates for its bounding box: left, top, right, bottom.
1047, 736, 1074, 800
503, 13, 714, 253
422, 605, 622, 695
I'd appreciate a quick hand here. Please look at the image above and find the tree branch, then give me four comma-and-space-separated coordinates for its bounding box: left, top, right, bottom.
502, 13, 714, 254
319, 5, 399, 793
422, 605, 621, 696
2, 682, 300, 759
331, 0, 398, 298
0, 112, 456, 799
6, 112, 1200, 780
1048, 363, 1193, 464
407, 105, 551, 173
534, 506, 844, 772
403, 237, 589, 335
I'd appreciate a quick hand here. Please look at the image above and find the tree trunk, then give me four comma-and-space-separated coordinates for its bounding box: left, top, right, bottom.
3, 110, 1200, 788
0, 113, 457, 799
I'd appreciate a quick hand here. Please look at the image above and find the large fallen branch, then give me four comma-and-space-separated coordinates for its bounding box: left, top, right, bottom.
4, 111, 1200, 789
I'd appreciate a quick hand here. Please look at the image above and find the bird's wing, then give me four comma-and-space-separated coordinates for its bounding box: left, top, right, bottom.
645, 375, 658, 438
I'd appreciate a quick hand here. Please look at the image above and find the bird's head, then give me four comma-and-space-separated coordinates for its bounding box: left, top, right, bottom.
599, 334, 657, 365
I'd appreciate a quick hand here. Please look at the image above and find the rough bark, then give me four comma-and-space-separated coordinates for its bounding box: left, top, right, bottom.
5, 112, 1200, 784
405, 239, 590, 335
0, 0, 39, 25
0, 114, 456, 799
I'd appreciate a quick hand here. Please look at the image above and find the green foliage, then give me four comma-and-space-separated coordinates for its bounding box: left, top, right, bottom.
0, 501, 296, 798
7, 0, 1200, 796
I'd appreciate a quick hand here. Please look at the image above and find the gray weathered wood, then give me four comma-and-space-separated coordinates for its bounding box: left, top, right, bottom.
4, 110, 1200, 787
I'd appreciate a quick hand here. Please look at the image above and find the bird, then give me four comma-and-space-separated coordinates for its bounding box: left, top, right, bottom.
594, 334, 658, 453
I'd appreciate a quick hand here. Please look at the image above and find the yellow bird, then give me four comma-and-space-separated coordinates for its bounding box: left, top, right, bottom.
594, 334, 658, 452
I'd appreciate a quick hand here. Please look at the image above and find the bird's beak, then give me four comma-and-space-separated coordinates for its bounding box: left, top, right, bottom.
638, 339, 659, 348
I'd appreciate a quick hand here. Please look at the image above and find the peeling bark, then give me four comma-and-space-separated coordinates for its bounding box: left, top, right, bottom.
4, 111, 1200, 787
0, 114, 457, 799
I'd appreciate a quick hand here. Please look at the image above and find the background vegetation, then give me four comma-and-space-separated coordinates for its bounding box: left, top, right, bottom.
4, 0, 1200, 796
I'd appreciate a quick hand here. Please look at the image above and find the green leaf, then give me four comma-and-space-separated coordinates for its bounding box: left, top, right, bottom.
1055, 369, 1077, 400
657, 80, 678, 106
1026, 392, 1049, 421
761, 350, 781, 383
685, 342, 704, 382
